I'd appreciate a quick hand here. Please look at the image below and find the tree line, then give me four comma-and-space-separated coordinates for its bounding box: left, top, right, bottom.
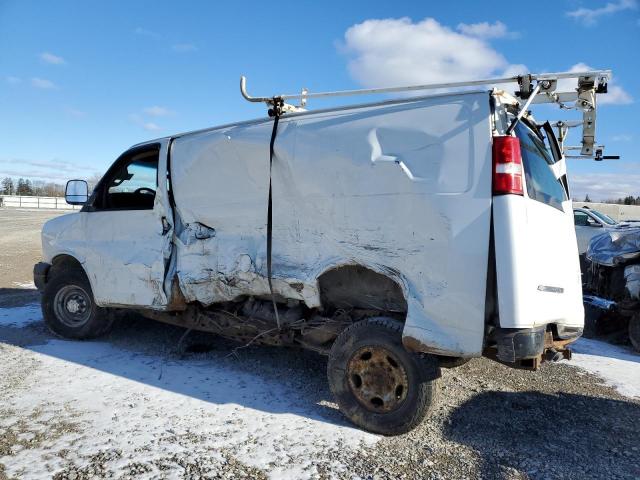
583, 194, 640, 205
3, 175, 639, 205
1, 177, 66, 197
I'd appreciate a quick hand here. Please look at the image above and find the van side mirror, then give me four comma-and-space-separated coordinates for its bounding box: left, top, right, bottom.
65, 179, 89, 205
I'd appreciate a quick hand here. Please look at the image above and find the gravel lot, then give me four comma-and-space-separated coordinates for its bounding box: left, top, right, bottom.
1, 208, 639, 479
0, 208, 66, 306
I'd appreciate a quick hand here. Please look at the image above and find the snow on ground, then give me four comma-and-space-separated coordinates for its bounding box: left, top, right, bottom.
0, 303, 378, 479
0, 302, 42, 328
2, 299, 639, 478
571, 338, 640, 399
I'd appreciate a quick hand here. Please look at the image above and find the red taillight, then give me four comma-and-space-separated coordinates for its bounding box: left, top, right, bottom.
492, 136, 523, 196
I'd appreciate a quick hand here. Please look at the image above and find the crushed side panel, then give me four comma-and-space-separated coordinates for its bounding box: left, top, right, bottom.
170, 93, 493, 355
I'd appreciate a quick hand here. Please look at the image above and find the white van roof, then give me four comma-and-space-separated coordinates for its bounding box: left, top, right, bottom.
133, 88, 491, 147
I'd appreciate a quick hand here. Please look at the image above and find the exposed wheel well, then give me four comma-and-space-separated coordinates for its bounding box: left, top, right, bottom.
317, 265, 407, 320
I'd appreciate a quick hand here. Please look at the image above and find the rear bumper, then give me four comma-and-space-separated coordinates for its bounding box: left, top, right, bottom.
33, 262, 51, 291
492, 326, 546, 362
485, 325, 582, 369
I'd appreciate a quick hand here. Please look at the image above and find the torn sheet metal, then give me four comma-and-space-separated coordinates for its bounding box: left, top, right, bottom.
586, 227, 640, 266
170, 92, 494, 356
173, 220, 319, 306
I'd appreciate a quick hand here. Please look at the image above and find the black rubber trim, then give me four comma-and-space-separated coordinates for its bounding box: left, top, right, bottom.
267, 106, 281, 329
492, 326, 545, 363
33, 262, 51, 291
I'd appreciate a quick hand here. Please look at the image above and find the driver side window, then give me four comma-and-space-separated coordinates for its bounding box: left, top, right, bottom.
95, 146, 159, 210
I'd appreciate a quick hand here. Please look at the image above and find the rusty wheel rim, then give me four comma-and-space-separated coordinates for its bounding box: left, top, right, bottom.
347, 346, 409, 413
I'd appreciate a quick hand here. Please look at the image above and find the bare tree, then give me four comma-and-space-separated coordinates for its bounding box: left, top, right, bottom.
87, 172, 104, 192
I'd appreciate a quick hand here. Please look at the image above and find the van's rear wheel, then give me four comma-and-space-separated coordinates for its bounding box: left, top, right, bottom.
327, 317, 440, 435
42, 268, 113, 339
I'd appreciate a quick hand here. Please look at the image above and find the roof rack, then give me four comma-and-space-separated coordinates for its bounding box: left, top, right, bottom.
240, 69, 614, 160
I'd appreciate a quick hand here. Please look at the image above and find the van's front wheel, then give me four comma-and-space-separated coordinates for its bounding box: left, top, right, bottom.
42, 268, 113, 339
327, 317, 440, 435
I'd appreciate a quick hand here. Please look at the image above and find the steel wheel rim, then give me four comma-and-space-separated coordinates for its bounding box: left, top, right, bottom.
53, 285, 92, 328
347, 345, 409, 413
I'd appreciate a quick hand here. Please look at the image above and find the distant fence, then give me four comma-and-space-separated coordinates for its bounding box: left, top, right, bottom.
574, 202, 640, 222
0, 195, 81, 210
2, 195, 638, 218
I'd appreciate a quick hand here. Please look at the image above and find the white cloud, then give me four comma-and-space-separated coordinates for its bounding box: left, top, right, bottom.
570, 172, 640, 201
31, 77, 56, 89
5, 76, 21, 84
171, 43, 197, 53
601, 85, 633, 104
456, 21, 516, 39
0, 158, 97, 183
612, 134, 632, 141
143, 106, 173, 116
134, 27, 160, 39
502, 64, 529, 77
129, 113, 162, 132
40, 52, 66, 65
567, 0, 637, 26
341, 17, 522, 89
142, 122, 162, 131
557, 63, 633, 105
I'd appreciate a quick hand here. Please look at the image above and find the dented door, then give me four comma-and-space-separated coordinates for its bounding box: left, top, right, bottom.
80, 141, 173, 308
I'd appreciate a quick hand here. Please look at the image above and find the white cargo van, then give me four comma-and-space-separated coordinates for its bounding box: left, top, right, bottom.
34, 71, 610, 434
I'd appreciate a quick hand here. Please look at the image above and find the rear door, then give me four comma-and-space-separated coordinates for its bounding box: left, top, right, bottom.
493, 122, 583, 329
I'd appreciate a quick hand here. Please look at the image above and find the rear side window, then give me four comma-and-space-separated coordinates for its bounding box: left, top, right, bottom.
515, 123, 567, 211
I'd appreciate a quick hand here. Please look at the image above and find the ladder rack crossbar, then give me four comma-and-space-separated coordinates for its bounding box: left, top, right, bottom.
240, 70, 611, 103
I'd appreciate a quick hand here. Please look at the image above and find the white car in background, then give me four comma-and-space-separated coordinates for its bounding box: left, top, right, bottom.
573, 207, 635, 254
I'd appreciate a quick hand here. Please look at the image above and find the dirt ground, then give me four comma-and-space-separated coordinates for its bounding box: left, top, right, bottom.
0, 209, 67, 306
0, 207, 639, 479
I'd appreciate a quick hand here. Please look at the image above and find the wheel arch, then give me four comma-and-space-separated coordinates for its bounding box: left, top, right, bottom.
49, 254, 95, 291
316, 263, 409, 320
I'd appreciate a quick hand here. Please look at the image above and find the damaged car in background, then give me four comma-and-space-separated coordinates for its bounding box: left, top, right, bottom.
34, 70, 612, 434
583, 227, 640, 352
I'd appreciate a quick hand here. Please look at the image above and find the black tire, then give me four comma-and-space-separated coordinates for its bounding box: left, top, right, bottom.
42, 267, 113, 339
629, 314, 640, 353
327, 317, 440, 435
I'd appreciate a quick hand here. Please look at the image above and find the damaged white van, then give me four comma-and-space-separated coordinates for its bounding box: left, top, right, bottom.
34, 71, 610, 434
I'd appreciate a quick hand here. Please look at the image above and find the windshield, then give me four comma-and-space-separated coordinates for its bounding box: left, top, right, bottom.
590, 209, 617, 225
515, 123, 568, 211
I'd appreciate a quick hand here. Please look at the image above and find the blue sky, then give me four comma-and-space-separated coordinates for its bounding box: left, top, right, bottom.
1, 0, 638, 200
